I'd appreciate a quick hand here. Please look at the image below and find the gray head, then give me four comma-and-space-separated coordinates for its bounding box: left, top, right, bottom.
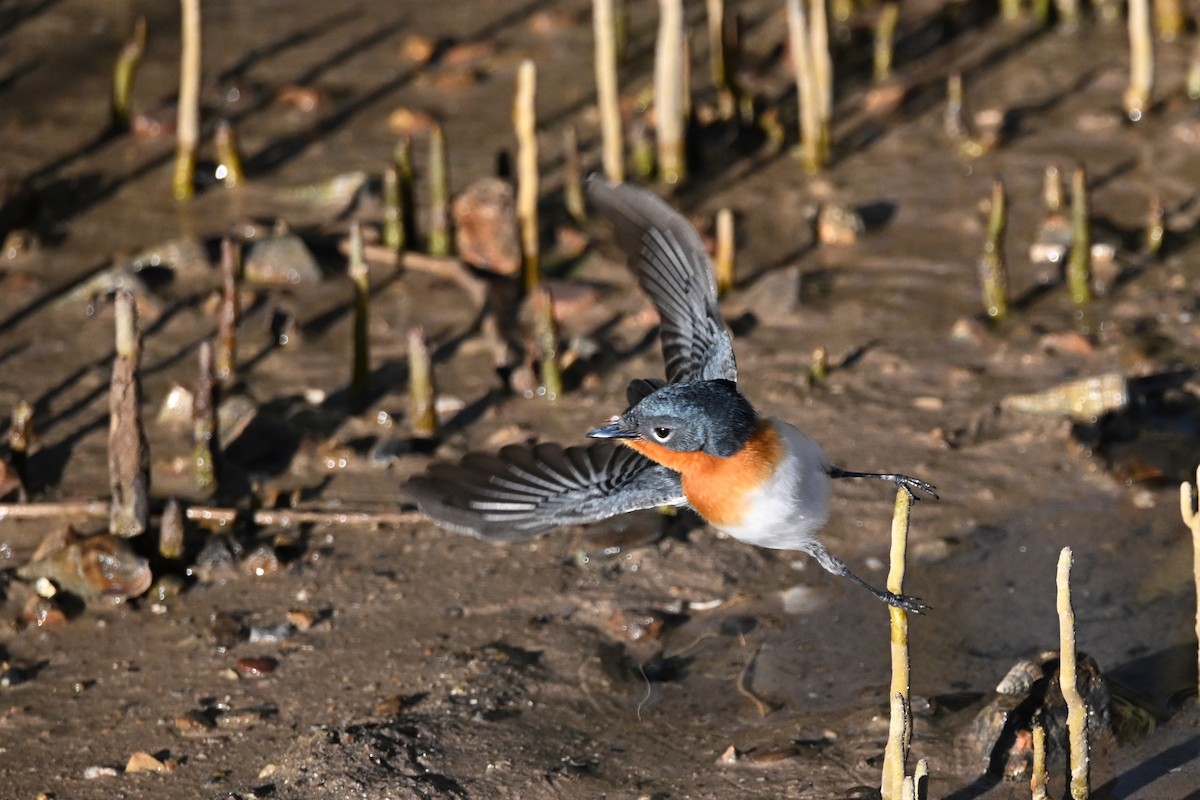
588, 380, 758, 457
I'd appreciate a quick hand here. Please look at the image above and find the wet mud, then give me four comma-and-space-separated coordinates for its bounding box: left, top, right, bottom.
2, 0, 1200, 798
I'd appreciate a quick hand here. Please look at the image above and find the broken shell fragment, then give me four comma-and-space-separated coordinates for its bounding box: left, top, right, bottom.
18, 534, 152, 601
1000, 373, 1127, 420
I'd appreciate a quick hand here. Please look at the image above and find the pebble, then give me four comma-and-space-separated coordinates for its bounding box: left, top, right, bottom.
83, 766, 120, 779
248, 622, 296, 643
244, 234, 322, 286
241, 545, 282, 578
22, 595, 67, 628
452, 178, 521, 275
285, 609, 317, 631
235, 657, 278, 678
400, 34, 436, 64
386, 107, 437, 135
175, 710, 217, 735
217, 707, 272, 729
124, 751, 167, 774
605, 608, 666, 643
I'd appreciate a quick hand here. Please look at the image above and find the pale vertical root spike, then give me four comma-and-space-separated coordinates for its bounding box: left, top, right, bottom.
882, 691, 910, 800
428, 123, 452, 257
193, 340, 218, 492
1043, 165, 1064, 213
112, 16, 147, 131
1067, 165, 1092, 307
881, 488, 913, 800
1057, 546, 1090, 799
383, 165, 403, 252
563, 125, 586, 224
874, 3, 899, 83
174, 0, 201, 201
1155, 0, 1186, 40
809, 344, 828, 383
593, 0, 625, 182
654, 0, 686, 184
514, 60, 541, 293
786, 0, 820, 173
214, 120, 245, 188
714, 208, 735, 295
349, 222, 370, 405
1145, 195, 1165, 257
810, 0, 833, 162
914, 758, 929, 800
1124, 0, 1155, 121
1182, 467, 1200, 709
407, 325, 439, 440
1031, 722, 1049, 800
532, 286, 563, 401
109, 290, 150, 538
395, 136, 416, 248
978, 178, 1009, 322
214, 238, 241, 389
902, 776, 915, 800
160, 497, 185, 561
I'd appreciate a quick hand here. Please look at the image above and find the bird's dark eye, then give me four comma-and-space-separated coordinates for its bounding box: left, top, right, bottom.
652, 427, 673, 442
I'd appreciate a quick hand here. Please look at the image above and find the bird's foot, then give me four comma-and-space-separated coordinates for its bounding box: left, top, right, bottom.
892, 474, 939, 502
883, 590, 930, 615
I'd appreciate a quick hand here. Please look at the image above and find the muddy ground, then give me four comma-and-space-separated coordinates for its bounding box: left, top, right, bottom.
2, 0, 1200, 797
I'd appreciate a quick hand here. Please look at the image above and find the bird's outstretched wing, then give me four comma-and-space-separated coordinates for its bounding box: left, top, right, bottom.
586, 176, 737, 385
403, 441, 686, 540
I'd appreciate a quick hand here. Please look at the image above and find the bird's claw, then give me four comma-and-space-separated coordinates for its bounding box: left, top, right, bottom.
887, 592, 930, 615
894, 475, 938, 502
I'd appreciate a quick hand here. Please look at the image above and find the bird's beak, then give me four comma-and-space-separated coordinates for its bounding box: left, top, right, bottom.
587, 418, 637, 439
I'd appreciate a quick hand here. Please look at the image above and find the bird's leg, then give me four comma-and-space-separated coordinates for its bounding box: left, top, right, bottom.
827, 466, 939, 502
806, 542, 929, 614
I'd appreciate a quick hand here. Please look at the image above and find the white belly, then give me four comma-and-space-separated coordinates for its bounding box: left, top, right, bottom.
714, 419, 832, 551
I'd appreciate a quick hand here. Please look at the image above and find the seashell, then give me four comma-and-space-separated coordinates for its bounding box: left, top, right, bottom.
1000, 373, 1127, 420
19, 534, 151, 601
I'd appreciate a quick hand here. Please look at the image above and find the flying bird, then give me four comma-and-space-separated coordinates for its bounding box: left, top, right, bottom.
405, 177, 937, 612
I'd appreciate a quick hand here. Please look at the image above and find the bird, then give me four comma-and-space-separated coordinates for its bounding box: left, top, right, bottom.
404, 176, 937, 613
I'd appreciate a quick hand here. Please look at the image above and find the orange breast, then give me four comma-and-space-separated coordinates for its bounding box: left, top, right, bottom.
622, 421, 783, 528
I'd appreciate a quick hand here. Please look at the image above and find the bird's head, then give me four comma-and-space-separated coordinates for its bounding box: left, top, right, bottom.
588, 379, 758, 458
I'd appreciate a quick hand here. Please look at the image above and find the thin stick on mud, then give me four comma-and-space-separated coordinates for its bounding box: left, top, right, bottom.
396, 136, 416, 250
109, 290, 150, 538
593, 0, 625, 182
714, 208, 734, 295
193, 340, 219, 492
407, 325, 439, 440
0, 499, 423, 528
1181, 465, 1200, 709
214, 120, 245, 188
173, 0, 201, 201
1067, 165, 1092, 307
427, 123, 452, 257
874, 2, 899, 83
8, 401, 33, 501
111, 16, 147, 132
1124, 0, 1154, 121
735, 644, 780, 715
882, 691, 910, 800
515, 59, 541, 293
978, 178, 1009, 322
1057, 546, 1090, 800
383, 165, 403, 253
786, 0, 821, 173
348, 222, 370, 406
214, 238, 241, 389
531, 286, 563, 401
160, 496, 185, 560
655, 0, 687, 184
563, 125, 586, 224
880, 488, 914, 800
1031, 722, 1049, 800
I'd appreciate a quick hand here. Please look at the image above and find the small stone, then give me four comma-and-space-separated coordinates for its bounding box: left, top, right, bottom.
124, 751, 167, 774
1039, 331, 1094, 356
83, 766, 120, 779
912, 396, 944, 411
241, 545, 282, 578
248, 622, 296, 643
386, 107, 438, 135
950, 316, 990, 344
452, 178, 521, 275
275, 85, 327, 113
235, 657, 278, 678
605, 609, 666, 643
286, 609, 316, 631
244, 234, 322, 286
175, 709, 217, 735
258, 763, 281, 779
442, 40, 494, 65
816, 203, 865, 245
22, 595, 67, 628
400, 34, 436, 64
217, 706, 271, 729
716, 745, 741, 766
